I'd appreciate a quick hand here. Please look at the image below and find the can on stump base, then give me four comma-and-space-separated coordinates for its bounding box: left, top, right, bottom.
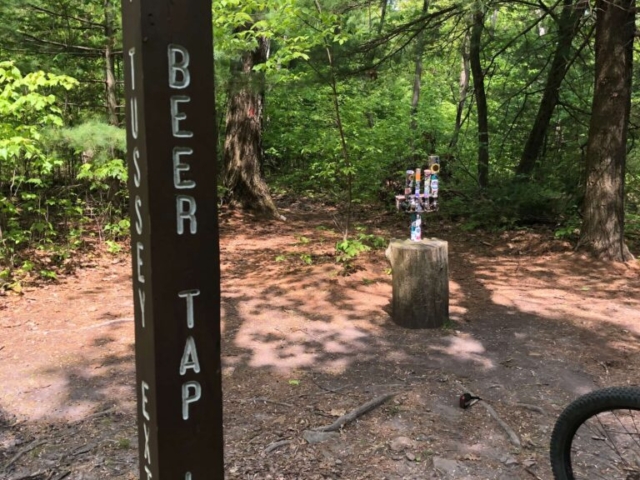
385, 238, 449, 329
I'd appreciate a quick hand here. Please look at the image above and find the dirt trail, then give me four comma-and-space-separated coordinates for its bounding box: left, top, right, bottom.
1, 202, 639, 479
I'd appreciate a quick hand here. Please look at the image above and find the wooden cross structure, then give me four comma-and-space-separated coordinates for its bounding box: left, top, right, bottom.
394, 156, 441, 241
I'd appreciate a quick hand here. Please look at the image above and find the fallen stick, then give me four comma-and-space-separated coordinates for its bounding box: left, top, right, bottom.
524, 467, 543, 480
463, 386, 521, 448
47, 471, 71, 480
251, 397, 294, 408
515, 403, 545, 415
312, 392, 397, 432
4, 439, 47, 472
14, 471, 46, 480
311, 379, 350, 394
72, 406, 117, 424
299, 385, 349, 398
40, 318, 133, 334
264, 439, 292, 454
482, 402, 521, 447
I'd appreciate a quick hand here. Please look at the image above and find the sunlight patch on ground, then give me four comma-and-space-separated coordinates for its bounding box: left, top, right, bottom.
429, 334, 495, 370
489, 286, 640, 336
234, 319, 380, 373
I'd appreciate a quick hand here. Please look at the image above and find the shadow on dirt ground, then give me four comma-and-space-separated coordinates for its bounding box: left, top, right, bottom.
1, 201, 639, 479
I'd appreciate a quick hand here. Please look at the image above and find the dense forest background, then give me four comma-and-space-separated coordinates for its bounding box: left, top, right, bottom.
0, 0, 638, 285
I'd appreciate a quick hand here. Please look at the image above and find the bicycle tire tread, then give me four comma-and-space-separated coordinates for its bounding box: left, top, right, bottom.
550, 386, 640, 480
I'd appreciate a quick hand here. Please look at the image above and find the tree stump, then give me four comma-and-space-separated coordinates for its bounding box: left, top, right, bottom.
385, 238, 449, 329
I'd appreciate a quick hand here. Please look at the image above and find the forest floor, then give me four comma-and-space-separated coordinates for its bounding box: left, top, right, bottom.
1, 198, 640, 480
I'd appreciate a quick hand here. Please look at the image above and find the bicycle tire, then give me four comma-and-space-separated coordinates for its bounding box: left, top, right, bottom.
550, 386, 640, 480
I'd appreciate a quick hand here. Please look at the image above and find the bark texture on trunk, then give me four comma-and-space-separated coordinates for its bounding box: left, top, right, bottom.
104, 0, 118, 126
223, 34, 282, 219
470, 11, 489, 188
515, 0, 586, 177
386, 239, 449, 329
579, 0, 634, 262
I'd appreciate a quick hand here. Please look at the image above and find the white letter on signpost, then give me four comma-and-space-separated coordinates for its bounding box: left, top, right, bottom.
180, 337, 201, 375
178, 289, 200, 328
170, 96, 193, 138
138, 288, 146, 328
136, 242, 145, 283
131, 98, 139, 140
143, 422, 151, 463
176, 196, 197, 235
128, 48, 136, 90
133, 148, 141, 187
141, 381, 150, 421
182, 381, 202, 420
173, 148, 196, 189
168, 45, 191, 89
135, 196, 143, 235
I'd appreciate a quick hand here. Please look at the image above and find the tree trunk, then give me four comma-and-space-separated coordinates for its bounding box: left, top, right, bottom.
104, 0, 118, 126
515, 0, 586, 177
470, 11, 489, 188
378, 0, 388, 35
223, 34, 282, 219
578, 0, 634, 262
410, 0, 430, 143
385, 238, 449, 329
449, 31, 470, 150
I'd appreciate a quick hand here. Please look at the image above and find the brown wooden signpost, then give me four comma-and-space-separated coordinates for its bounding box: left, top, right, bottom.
121, 1, 224, 478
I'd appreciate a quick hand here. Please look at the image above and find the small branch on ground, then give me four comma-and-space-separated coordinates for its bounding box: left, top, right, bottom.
4, 439, 47, 473
264, 439, 292, 454
49, 471, 71, 480
250, 397, 294, 408
515, 403, 545, 415
71, 406, 117, 424
40, 318, 133, 334
14, 471, 46, 480
312, 392, 397, 432
311, 378, 350, 394
299, 385, 349, 398
462, 385, 521, 448
365, 383, 405, 390
524, 467, 543, 479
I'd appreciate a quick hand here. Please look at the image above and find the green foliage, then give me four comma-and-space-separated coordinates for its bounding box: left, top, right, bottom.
356, 232, 387, 249
444, 182, 575, 231
335, 238, 370, 263
39, 269, 57, 280
295, 235, 311, 245
0, 61, 80, 271
1, 0, 638, 283
0, 61, 128, 283
105, 240, 122, 255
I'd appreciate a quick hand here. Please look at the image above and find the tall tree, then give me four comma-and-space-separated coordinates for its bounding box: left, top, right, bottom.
103, 0, 118, 126
223, 26, 282, 219
410, 0, 430, 140
515, 0, 587, 177
449, 30, 470, 150
470, 8, 489, 188
578, 0, 634, 261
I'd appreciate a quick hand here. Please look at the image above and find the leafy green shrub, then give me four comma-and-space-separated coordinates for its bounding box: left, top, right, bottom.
335, 238, 370, 263
443, 181, 575, 231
